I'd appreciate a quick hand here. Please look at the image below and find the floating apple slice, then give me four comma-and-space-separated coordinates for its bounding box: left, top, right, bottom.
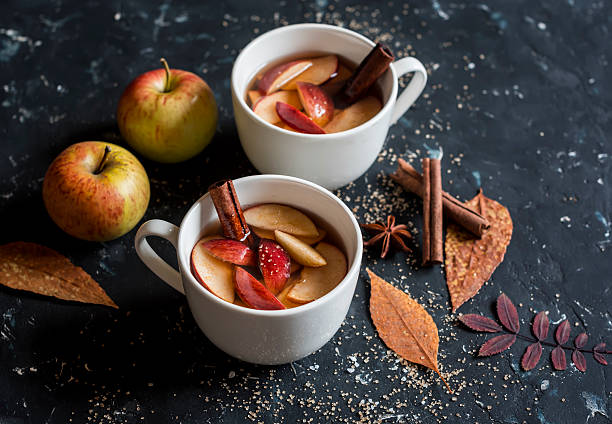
274, 230, 327, 267
299, 227, 327, 245
234, 297, 250, 308
201, 238, 256, 267
244, 204, 319, 238
233, 267, 285, 310
252, 226, 275, 240
282, 55, 339, 90
289, 261, 302, 274
191, 236, 235, 303
276, 274, 302, 308
258, 60, 313, 95
323, 96, 382, 133
287, 242, 347, 304
276, 102, 326, 134
321, 64, 353, 97
296, 82, 334, 127
247, 90, 261, 105
252, 91, 301, 125
258, 239, 291, 294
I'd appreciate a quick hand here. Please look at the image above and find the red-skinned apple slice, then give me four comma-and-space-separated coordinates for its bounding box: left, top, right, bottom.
233, 267, 285, 310
276, 102, 326, 134
191, 236, 235, 303
201, 238, 256, 266
296, 82, 334, 127
258, 60, 313, 95
258, 239, 291, 294
252, 91, 301, 125
282, 55, 339, 90
244, 204, 319, 238
287, 242, 347, 304
323, 96, 382, 133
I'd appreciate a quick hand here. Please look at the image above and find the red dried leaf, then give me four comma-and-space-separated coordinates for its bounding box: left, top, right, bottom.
555, 320, 570, 345
459, 314, 502, 333
478, 334, 516, 356
572, 350, 587, 372
496, 293, 519, 333
574, 333, 588, 349
551, 345, 566, 370
593, 343, 608, 366
521, 342, 543, 371
532, 311, 549, 341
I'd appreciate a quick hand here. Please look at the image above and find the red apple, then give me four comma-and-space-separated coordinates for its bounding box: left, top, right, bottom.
42, 142, 150, 241
296, 82, 334, 127
258, 60, 312, 95
252, 90, 301, 125
281, 55, 339, 90
275, 102, 326, 134
233, 267, 285, 310
117, 58, 218, 163
258, 239, 291, 294
201, 238, 256, 267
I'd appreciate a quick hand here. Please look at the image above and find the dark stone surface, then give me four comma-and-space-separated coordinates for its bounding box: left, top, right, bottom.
1, 1, 611, 423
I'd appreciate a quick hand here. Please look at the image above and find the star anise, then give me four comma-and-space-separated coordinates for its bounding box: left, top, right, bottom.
361, 215, 412, 258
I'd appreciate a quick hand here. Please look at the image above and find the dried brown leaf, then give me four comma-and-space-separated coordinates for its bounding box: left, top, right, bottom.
367, 268, 451, 393
445, 191, 512, 312
496, 293, 520, 333
0, 242, 117, 308
458, 314, 502, 333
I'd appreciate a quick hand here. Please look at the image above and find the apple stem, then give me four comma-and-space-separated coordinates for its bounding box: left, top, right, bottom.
160, 58, 171, 92
94, 146, 111, 175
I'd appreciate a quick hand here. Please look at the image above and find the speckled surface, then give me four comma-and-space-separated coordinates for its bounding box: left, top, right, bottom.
1, 1, 611, 423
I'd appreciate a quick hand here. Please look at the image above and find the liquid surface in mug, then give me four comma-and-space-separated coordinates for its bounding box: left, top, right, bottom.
190, 203, 348, 310
245, 52, 384, 134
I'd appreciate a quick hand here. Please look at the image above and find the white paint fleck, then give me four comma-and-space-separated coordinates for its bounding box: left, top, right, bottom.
581, 392, 608, 421
540, 379, 549, 390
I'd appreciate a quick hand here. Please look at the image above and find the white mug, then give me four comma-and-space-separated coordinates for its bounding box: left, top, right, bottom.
134, 175, 363, 365
231, 23, 427, 190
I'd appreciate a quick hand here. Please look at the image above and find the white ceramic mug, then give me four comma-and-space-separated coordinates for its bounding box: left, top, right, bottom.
134, 175, 363, 365
231, 23, 427, 190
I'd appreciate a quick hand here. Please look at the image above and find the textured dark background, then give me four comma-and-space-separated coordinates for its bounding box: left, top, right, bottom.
1, 0, 611, 423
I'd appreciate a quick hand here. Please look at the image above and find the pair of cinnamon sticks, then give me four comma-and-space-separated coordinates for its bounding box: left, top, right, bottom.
390, 158, 490, 266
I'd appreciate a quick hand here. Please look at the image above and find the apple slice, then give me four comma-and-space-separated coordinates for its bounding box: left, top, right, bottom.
299, 227, 327, 245
258, 60, 313, 95
244, 204, 319, 238
323, 96, 382, 133
191, 236, 235, 303
252, 226, 275, 240
200, 238, 256, 267
234, 297, 250, 308
276, 274, 303, 308
281, 55, 339, 90
258, 239, 291, 294
247, 90, 262, 105
252, 91, 301, 125
321, 64, 353, 97
234, 267, 285, 310
287, 242, 348, 304
274, 230, 327, 267
289, 261, 302, 274
296, 82, 334, 127
276, 102, 326, 134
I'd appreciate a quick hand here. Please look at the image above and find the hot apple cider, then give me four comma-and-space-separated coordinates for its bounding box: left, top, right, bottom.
245, 44, 393, 134
190, 180, 348, 310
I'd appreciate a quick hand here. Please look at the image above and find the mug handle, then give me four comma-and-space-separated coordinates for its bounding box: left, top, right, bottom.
134, 219, 184, 294
389, 57, 428, 125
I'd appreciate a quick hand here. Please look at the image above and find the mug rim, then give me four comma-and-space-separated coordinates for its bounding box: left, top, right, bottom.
177, 174, 363, 317
231, 23, 399, 140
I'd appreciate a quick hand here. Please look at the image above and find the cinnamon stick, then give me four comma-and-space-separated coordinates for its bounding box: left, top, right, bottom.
341, 43, 394, 104
390, 158, 490, 237
208, 180, 254, 246
422, 158, 443, 266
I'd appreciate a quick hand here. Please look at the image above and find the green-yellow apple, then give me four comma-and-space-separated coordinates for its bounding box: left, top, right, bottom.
42, 141, 150, 241
116, 58, 218, 163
